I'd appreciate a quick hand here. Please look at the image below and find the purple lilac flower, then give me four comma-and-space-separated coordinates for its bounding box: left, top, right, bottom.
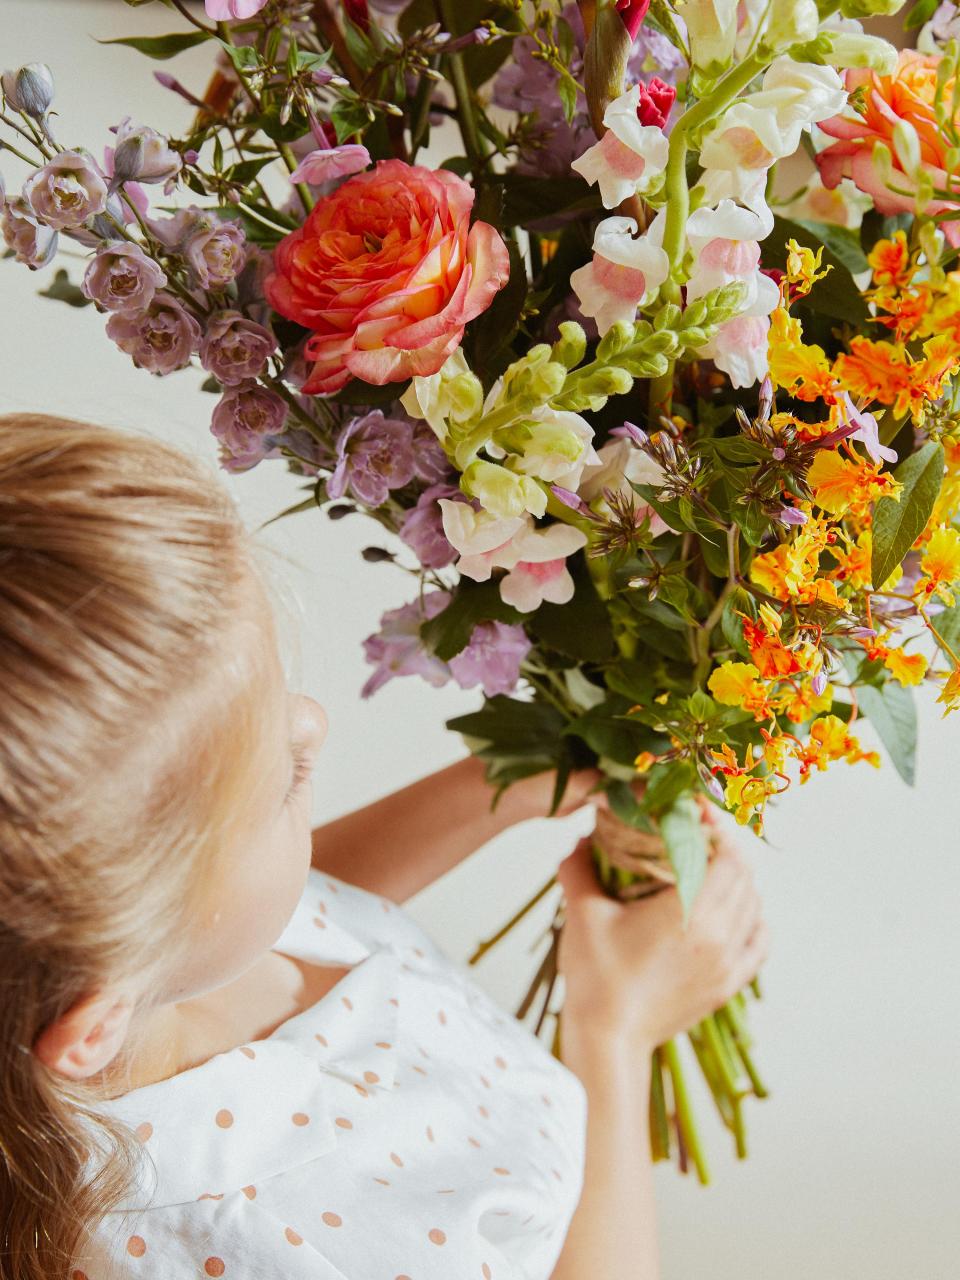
81, 241, 167, 314
327, 410, 417, 507
211, 379, 288, 472
361, 591, 453, 698
105, 293, 201, 375
183, 214, 246, 288
399, 483, 462, 569
411, 419, 453, 485
448, 622, 532, 698
199, 310, 275, 385
110, 117, 181, 188
774, 505, 809, 527
289, 144, 371, 186
23, 150, 108, 231
837, 392, 897, 465
1, 196, 57, 268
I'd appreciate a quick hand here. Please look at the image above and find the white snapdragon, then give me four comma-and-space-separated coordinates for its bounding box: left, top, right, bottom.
571, 210, 669, 335
571, 84, 669, 209
699, 59, 847, 173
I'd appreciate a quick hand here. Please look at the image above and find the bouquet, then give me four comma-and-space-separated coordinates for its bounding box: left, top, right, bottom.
5, 0, 960, 1181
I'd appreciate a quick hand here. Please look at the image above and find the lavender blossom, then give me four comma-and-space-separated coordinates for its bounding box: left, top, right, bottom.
411, 419, 452, 485
81, 241, 167, 314
327, 410, 417, 507
361, 591, 453, 698
399, 483, 462, 569
110, 117, 181, 188
105, 293, 201, 375
449, 622, 532, 697
199, 310, 275, 385
211, 379, 288, 472
288, 144, 371, 186
1, 196, 57, 268
182, 213, 247, 288
23, 150, 108, 231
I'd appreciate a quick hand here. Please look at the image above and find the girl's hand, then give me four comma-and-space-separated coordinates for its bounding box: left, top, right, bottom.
555, 825, 769, 1052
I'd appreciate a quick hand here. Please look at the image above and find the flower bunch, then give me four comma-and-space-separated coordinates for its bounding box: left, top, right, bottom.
3, 0, 958, 1182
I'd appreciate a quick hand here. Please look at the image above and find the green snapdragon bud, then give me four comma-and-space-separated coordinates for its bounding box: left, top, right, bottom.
595, 320, 636, 361
791, 32, 897, 73
838, 0, 906, 15
550, 321, 587, 370
461, 458, 547, 519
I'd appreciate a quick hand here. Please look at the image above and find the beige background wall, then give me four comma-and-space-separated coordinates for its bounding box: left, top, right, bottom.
2, 3, 958, 1275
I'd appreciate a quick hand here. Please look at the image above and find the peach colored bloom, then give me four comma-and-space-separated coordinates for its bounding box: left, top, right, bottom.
817, 51, 960, 246
265, 159, 510, 394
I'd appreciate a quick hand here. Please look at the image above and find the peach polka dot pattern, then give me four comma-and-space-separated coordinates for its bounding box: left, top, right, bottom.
86, 867, 587, 1280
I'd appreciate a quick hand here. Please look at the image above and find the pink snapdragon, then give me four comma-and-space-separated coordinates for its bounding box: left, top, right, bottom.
571, 210, 668, 334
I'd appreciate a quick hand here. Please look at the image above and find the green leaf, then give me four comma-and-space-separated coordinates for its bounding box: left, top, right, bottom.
100, 29, 211, 58
37, 269, 92, 309
341, 15, 378, 71
331, 98, 372, 143
643, 759, 696, 815
855, 682, 917, 786
216, 38, 259, 72
558, 75, 578, 124
225, 156, 277, 188
659, 793, 709, 923
447, 694, 566, 756
930, 601, 960, 658
467, 237, 527, 375
421, 580, 523, 661
527, 556, 615, 661
871, 441, 944, 589
905, 0, 939, 27
499, 174, 597, 228
563, 696, 661, 767
605, 780, 656, 830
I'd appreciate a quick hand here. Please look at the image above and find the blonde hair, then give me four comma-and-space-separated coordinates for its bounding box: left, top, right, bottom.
0, 413, 275, 1278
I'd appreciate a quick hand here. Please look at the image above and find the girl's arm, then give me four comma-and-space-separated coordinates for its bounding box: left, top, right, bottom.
551, 1015, 660, 1280
311, 756, 601, 903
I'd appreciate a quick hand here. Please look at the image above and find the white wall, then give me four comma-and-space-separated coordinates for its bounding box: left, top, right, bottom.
2, 5, 958, 1276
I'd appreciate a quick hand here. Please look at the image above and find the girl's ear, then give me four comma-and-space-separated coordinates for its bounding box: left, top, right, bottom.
32, 990, 135, 1080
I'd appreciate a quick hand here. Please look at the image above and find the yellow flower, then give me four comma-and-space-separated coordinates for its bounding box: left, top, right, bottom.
883, 647, 928, 686
808, 449, 901, 519
708, 661, 772, 720
634, 751, 657, 774
937, 667, 960, 716
791, 715, 881, 781
778, 679, 834, 724
918, 525, 960, 605
785, 239, 831, 295
767, 308, 835, 401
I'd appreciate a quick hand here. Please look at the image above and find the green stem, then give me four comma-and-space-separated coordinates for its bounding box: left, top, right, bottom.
646, 51, 766, 421
701, 1013, 743, 1101
467, 873, 558, 965
718, 1006, 769, 1099
279, 141, 315, 214
649, 1047, 672, 1161
662, 1040, 710, 1184
437, 0, 487, 175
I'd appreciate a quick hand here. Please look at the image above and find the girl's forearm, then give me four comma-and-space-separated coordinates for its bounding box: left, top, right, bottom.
552, 1020, 661, 1280
311, 756, 597, 904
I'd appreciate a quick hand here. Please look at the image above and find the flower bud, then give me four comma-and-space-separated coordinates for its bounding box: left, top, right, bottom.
110, 117, 181, 187
596, 320, 636, 360
550, 321, 587, 371
461, 459, 547, 519
839, 0, 906, 16
582, 0, 633, 135
1, 63, 54, 118
759, 0, 819, 52
793, 31, 898, 73
676, 0, 738, 78
892, 118, 922, 178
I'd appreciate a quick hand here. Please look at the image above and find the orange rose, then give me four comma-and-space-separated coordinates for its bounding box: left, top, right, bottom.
817, 51, 960, 246
265, 159, 510, 394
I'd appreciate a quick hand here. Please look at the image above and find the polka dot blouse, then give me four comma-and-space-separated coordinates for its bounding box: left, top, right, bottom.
79, 869, 588, 1278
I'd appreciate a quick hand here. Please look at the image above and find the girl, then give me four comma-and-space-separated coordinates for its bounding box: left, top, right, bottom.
0, 413, 767, 1280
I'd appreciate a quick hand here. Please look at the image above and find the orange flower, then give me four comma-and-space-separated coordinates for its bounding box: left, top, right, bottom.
791, 715, 881, 782
741, 615, 803, 680
807, 448, 900, 519
868, 231, 913, 289
707, 661, 772, 721
767, 308, 836, 401
883, 647, 928, 686
816, 51, 960, 249
265, 159, 509, 393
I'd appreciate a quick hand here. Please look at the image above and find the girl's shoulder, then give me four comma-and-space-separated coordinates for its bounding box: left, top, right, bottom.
274, 867, 448, 969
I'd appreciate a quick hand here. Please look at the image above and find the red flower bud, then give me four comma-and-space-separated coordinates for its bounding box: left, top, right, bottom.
343, 0, 370, 32
635, 76, 677, 128
616, 0, 651, 41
